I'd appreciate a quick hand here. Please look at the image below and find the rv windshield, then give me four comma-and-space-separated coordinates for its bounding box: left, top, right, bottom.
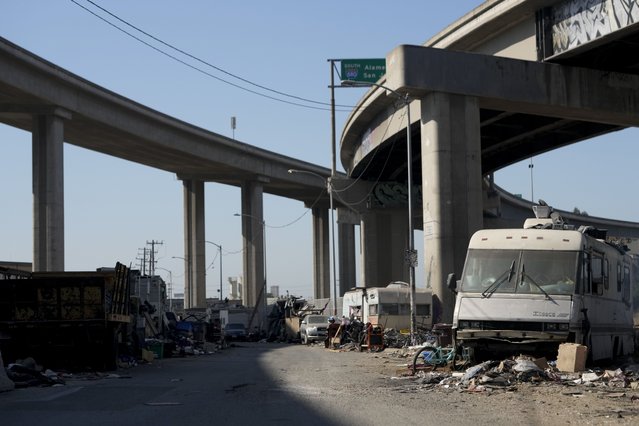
461, 249, 578, 295
519, 250, 578, 295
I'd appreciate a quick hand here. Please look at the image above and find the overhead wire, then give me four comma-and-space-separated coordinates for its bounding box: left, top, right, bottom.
331, 99, 408, 209
69, 0, 337, 111
82, 0, 358, 109
71, 0, 411, 229
70, 0, 365, 112
264, 185, 327, 229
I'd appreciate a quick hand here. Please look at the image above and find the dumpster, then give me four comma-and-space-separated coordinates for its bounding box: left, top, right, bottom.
0, 262, 131, 370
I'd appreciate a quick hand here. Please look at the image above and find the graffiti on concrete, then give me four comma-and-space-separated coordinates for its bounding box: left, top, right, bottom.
612, 0, 639, 25
370, 182, 422, 208
551, 0, 638, 55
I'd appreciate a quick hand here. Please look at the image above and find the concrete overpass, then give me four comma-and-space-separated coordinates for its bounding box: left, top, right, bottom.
2, 0, 639, 325
0, 36, 372, 315
340, 0, 639, 321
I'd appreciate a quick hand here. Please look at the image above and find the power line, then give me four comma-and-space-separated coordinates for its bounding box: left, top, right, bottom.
70, 0, 359, 111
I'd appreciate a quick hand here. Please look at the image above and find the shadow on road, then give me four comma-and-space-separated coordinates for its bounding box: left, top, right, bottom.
0, 342, 345, 426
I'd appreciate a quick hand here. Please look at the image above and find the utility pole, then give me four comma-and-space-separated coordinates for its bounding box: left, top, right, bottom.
328, 59, 338, 314
146, 240, 163, 278
136, 247, 149, 275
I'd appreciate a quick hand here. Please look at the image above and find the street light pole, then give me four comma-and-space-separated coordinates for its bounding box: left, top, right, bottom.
288, 168, 338, 315
328, 59, 339, 316
341, 80, 417, 344
206, 241, 223, 301
329, 177, 337, 316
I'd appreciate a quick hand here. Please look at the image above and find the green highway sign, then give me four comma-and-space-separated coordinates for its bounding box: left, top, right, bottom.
340, 59, 386, 83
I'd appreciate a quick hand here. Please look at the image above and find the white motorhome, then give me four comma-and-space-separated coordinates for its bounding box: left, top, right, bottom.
452, 204, 638, 361
343, 282, 432, 330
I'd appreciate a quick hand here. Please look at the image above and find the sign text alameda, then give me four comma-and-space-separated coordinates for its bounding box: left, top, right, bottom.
340, 59, 386, 84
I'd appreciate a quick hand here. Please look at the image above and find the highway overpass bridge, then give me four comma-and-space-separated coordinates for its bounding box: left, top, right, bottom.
1, 0, 638, 322
341, 0, 639, 320
0, 36, 370, 315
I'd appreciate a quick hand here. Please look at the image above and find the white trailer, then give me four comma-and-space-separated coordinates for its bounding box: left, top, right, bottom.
219, 308, 250, 329
343, 282, 433, 330
451, 204, 638, 361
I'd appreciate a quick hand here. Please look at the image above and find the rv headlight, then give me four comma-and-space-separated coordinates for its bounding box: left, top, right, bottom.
470, 321, 482, 329
558, 323, 569, 331
545, 323, 557, 331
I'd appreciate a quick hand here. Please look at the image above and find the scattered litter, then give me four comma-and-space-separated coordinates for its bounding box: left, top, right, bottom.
461, 361, 494, 385
388, 352, 639, 399
513, 358, 542, 373
581, 372, 600, 382
5, 358, 65, 388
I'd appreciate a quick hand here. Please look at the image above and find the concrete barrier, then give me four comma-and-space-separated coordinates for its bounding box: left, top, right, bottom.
0, 351, 15, 392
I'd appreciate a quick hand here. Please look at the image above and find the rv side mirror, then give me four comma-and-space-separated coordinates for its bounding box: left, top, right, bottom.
447, 273, 458, 293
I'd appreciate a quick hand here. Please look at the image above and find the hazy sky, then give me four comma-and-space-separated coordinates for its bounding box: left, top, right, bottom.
1, 1, 637, 299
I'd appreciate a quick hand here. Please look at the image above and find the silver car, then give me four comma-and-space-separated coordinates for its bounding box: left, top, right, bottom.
299, 315, 329, 344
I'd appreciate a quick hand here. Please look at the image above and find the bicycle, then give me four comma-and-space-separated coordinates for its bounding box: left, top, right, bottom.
411, 344, 470, 374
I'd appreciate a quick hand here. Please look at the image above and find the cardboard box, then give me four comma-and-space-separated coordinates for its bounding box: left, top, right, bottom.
557, 343, 587, 372
533, 357, 549, 370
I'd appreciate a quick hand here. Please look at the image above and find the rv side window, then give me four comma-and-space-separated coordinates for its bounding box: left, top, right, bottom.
581, 254, 590, 294
381, 304, 399, 315
633, 261, 639, 311
397, 303, 410, 315
416, 304, 431, 316
617, 263, 623, 292
368, 304, 378, 316
623, 265, 631, 303
591, 253, 605, 295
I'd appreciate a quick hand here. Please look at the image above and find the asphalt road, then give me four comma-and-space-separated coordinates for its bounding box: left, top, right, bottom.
3, 342, 637, 425
0, 342, 395, 426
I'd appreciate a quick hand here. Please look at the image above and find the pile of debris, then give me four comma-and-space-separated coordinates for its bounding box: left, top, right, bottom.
3, 357, 65, 388
383, 329, 437, 348
392, 354, 639, 395
264, 294, 329, 342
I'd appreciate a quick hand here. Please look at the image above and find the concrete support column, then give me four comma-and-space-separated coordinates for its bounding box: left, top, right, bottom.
32, 113, 66, 272
311, 206, 330, 299
240, 181, 265, 329
337, 207, 357, 295
420, 92, 483, 323
183, 179, 206, 309
360, 209, 408, 287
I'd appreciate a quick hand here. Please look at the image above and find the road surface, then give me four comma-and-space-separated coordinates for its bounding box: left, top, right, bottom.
1, 342, 637, 425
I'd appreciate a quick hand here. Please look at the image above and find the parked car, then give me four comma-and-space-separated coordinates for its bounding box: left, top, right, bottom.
223, 323, 248, 341
299, 315, 329, 344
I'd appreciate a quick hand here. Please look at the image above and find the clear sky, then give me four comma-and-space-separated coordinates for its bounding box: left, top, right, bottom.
1, 1, 638, 299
